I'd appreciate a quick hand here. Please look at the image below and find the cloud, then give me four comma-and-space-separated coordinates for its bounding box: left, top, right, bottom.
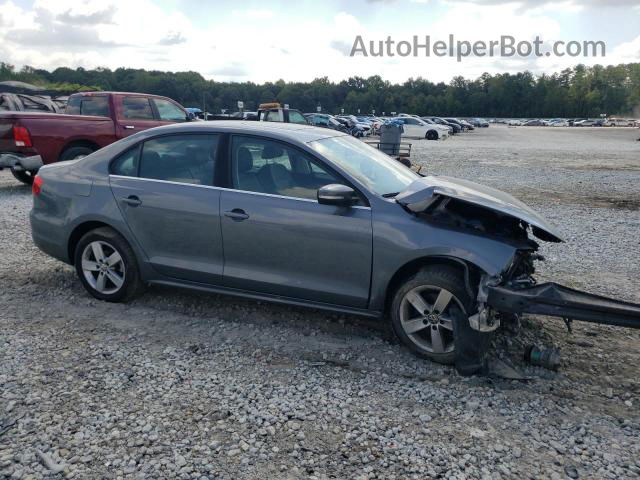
330, 40, 353, 56
8, 8, 123, 48
57, 6, 116, 25
208, 63, 248, 77
232, 8, 275, 20
159, 32, 186, 45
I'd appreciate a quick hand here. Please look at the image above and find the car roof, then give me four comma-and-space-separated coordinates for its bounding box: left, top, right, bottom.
131, 120, 346, 144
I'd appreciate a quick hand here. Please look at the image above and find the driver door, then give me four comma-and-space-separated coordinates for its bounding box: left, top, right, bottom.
219, 136, 373, 308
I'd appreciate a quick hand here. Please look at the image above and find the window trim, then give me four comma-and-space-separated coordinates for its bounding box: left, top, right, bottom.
108, 132, 222, 187
225, 134, 370, 207
108, 174, 371, 210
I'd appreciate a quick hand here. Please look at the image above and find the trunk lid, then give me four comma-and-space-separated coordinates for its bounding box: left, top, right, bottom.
396, 176, 563, 242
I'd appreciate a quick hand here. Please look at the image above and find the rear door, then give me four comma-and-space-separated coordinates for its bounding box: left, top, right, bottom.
219, 135, 373, 308
114, 95, 163, 138
109, 133, 224, 284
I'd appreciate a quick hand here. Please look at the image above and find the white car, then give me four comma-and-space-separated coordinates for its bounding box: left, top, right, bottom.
549, 120, 569, 127
604, 118, 635, 127
395, 117, 449, 140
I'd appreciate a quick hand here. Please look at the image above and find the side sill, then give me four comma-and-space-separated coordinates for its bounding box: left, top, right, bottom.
148, 279, 384, 320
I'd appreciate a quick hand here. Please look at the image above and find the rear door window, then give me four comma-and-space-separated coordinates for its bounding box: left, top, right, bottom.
66, 96, 110, 116
153, 98, 187, 122
111, 145, 140, 177
122, 97, 155, 120
138, 135, 219, 186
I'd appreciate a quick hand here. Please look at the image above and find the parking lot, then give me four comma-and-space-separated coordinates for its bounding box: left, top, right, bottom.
1, 125, 639, 479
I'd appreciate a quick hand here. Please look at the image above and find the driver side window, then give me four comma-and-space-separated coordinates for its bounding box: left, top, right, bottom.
230, 136, 342, 201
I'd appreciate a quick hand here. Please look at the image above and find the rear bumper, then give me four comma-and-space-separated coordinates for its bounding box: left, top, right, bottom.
0, 153, 43, 171
487, 282, 640, 329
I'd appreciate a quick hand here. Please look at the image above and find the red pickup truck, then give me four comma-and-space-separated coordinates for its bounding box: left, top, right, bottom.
0, 91, 191, 184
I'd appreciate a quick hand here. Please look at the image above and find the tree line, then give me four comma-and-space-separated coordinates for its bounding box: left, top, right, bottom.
2, 61, 639, 118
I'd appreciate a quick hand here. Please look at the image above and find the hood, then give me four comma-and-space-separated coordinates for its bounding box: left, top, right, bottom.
396, 176, 563, 242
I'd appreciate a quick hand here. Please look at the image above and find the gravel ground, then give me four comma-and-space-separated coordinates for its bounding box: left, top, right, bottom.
1, 125, 639, 479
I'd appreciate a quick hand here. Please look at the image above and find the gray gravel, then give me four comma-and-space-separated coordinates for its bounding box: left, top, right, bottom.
1, 125, 639, 479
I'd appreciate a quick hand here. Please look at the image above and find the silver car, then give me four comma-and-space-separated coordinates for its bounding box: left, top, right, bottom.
30, 121, 640, 374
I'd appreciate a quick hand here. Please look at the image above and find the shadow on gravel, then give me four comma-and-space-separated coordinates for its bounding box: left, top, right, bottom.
0, 181, 30, 196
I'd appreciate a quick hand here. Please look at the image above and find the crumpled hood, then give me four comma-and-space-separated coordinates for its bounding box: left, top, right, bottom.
396, 175, 563, 242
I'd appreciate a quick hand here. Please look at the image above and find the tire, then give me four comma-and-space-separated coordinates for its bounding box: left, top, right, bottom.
426, 130, 438, 141
11, 169, 36, 185
59, 145, 95, 162
390, 265, 475, 365
74, 227, 144, 303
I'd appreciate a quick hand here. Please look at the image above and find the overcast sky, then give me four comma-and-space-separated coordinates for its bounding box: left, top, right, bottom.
1, 0, 639, 84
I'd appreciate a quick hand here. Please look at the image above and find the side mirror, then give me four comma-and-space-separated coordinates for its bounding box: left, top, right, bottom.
317, 184, 356, 207
186, 112, 196, 121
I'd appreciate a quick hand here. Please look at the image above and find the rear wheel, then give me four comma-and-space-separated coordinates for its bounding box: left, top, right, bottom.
10, 169, 36, 185
390, 266, 474, 364
60, 145, 95, 162
426, 130, 438, 140
74, 227, 144, 302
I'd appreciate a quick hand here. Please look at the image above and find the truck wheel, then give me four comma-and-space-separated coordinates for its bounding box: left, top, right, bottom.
74, 227, 144, 303
60, 145, 95, 161
390, 265, 474, 364
426, 130, 438, 140
11, 169, 36, 185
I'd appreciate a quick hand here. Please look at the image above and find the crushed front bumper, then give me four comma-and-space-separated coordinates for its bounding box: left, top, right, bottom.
487, 282, 640, 329
0, 153, 43, 171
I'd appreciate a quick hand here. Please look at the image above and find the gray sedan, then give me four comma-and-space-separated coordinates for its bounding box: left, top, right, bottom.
30, 121, 640, 373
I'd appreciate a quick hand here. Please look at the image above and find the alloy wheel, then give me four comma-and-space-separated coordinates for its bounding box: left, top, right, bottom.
399, 285, 464, 354
81, 241, 126, 295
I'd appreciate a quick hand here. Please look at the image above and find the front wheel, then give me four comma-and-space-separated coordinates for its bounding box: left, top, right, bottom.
390, 266, 474, 364
74, 227, 144, 302
11, 169, 36, 185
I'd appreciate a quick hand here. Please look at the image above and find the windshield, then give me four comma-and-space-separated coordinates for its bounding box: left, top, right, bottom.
308, 135, 418, 196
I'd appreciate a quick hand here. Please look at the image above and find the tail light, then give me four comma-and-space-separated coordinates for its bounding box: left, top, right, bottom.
32, 175, 43, 196
13, 126, 32, 147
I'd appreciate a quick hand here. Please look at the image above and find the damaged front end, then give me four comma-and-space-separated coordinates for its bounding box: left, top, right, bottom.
396, 176, 640, 373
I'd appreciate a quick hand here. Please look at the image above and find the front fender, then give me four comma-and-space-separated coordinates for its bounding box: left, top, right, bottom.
369, 207, 524, 311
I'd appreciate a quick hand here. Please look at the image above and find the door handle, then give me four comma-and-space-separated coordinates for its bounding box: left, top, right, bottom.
122, 195, 142, 207
224, 209, 249, 221
124, 125, 135, 129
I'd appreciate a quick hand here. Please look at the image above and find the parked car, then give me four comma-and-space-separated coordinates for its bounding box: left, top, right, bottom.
522, 119, 547, 126
444, 118, 472, 131
304, 113, 348, 133
393, 117, 449, 140
30, 121, 640, 373
336, 115, 372, 136
469, 118, 489, 128
421, 117, 453, 135
603, 118, 634, 127
549, 120, 569, 127
334, 117, 367, 137
426, 117, 461, 134
0, 91, 192, 184
573, 119, 597, 127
